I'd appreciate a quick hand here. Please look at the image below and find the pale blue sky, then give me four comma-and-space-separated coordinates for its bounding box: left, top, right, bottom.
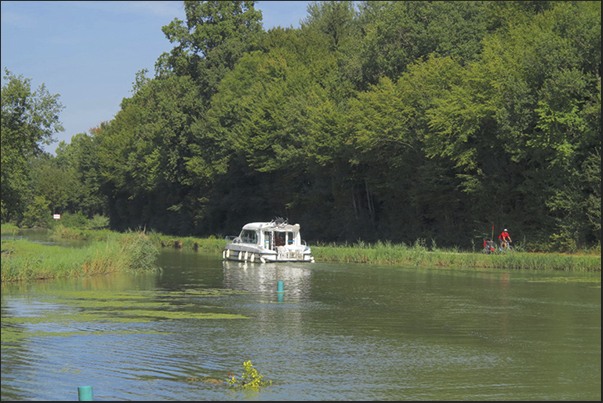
1, 1, 312, 153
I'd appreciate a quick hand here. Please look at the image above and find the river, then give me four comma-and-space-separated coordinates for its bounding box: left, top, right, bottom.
1, 231, 600, 400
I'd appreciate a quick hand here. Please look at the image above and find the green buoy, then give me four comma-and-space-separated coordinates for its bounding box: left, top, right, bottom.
78, 386, 93, 401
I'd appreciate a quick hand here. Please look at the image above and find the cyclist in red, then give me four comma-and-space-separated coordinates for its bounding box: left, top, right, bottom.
498, 229, 512, 250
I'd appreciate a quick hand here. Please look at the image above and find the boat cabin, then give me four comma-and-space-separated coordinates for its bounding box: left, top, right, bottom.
238, 222, 302, 250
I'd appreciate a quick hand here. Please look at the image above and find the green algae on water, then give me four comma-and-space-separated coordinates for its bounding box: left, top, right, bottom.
526, 276, 601, 285
117, 310, 248, 320
1, 286, 250, 351
0, 327, 170, 349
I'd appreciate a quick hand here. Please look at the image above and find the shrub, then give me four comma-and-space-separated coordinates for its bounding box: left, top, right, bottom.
21, 196, 52, 228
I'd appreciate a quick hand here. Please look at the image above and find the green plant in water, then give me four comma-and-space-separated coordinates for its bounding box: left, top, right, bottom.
227, 361, 271, 391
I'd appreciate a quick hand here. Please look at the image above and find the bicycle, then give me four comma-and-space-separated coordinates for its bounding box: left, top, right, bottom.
499, 240, 513, 252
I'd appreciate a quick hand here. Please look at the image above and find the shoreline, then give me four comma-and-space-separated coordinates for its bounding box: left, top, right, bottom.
3, 227, 601, 275
1, 231, 161, 282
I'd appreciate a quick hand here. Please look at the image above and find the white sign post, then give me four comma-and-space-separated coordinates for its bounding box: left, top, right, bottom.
53, 214, 61, 220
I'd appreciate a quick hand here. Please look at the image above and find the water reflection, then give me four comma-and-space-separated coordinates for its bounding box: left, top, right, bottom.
1, 235, 600, 401
222, 261, 312, 302
1, 272, 159, 298
221, 261, 316, 345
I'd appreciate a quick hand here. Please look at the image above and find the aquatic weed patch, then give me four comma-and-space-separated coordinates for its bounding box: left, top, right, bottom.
0, 321, 170, 349
227, 360, 272, 391
36, 288, 250, 320
1, 286, 250, 350
153, 288, 248, 298
526, 276, 601, 286
185, 376, 225, 385
41, 289, 151, 300
118, 310, 248, 320
2, 311, 141, 325
28, 329, 169, 339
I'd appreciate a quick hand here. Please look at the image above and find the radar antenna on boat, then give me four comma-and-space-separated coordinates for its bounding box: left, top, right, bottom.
273, 217, 288, 227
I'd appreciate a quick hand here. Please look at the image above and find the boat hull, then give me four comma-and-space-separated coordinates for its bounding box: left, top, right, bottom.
223, 244, 314, 263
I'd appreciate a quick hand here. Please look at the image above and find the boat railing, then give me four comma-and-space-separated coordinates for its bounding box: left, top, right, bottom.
277, 245, 304, 260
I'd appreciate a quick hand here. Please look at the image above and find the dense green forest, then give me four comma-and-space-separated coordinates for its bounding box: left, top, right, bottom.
2, 1, 600, 252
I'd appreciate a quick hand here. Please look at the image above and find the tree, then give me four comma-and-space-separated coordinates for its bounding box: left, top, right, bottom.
94, 74, 216, 233
21, 195, 52, 228
302, 1, 357, 51
156, 0, 263, 102
203, 26, 349, 237
54, 132, 107, 217
355, 1, 487, 90
345, 56, 469, 243
28, 153, 77, 216
424, 1, 601, 249
61, 0, 599, 250
1, 69, 64, 222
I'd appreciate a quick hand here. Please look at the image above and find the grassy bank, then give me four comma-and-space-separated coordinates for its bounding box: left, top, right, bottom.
146, 232, 227, 253
0, 223, 20, 232
49, 227, 228, 254
312, 241, 601, 272
46, 228, 601, 272
1, 232, 161, 282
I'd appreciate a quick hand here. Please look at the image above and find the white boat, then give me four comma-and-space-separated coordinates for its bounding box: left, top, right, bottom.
223, 219, 314, 263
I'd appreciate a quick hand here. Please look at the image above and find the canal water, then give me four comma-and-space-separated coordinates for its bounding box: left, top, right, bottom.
1, 232, 601, 400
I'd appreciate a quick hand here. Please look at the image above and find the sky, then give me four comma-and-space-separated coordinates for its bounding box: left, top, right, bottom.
1, 1, 312, 154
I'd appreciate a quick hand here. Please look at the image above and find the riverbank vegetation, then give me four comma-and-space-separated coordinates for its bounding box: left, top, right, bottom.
1, 232, 160, 282
313, 240, 601, 272
2, 1, 600, 253
44, 227, 602, 272
49, 226, 228, 254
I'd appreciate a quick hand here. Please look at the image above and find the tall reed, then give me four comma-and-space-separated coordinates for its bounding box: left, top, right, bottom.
312, 241, 600, 272
146, 232, 228, 252
44, 228, 600, 272
1, 232, 161, 282
52, 227, 228, 253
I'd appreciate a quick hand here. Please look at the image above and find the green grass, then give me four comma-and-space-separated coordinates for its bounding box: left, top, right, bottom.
50, 226, 117, 241
312, 240, 601, 272
0, 223, 20, 234
1, 232, 161, 282
146, 231, 228, 253
51, 227, 229, 253
44, 228, 601, 272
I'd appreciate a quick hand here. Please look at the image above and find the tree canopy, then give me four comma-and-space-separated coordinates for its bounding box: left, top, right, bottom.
10, 1, 601, 252
1, 69, 64, 222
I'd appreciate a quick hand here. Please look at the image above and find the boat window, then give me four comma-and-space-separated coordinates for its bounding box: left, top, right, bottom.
240, 230, 258, 244
287, 232, 294, 244
275, 231, 286, 247
263, 231, 272, 249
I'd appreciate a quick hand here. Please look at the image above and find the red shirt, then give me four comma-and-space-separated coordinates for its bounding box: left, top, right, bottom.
499, 231, 510, 240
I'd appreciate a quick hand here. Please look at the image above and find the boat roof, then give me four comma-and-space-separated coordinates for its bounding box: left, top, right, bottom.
241, 222, 301, 232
